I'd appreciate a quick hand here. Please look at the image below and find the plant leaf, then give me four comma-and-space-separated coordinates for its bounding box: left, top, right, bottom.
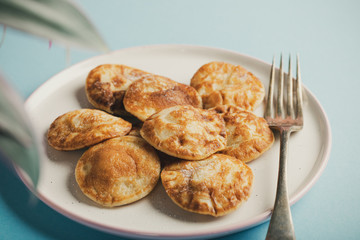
0, 75, 39, 187
0, 0, 109, 52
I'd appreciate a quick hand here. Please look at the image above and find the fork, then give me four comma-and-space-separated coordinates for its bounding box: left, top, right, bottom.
264, 54, 303, 240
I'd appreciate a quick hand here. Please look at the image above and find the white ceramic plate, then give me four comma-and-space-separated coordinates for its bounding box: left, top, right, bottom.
20, 45, 331, 239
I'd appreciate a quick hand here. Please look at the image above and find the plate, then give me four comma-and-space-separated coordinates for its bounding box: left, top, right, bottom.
20, 45, 331, 239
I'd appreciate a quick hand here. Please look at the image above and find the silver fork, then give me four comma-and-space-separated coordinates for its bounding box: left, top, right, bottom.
264, 54, 303, 240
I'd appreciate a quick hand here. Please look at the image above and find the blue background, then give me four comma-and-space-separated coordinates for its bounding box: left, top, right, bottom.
1, 0, 359, 239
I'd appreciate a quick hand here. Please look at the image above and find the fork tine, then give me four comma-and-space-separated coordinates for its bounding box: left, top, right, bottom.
276, 54, 284, 118
287, 55, 295, 118
265, 56, 276, 118
296, 54, 303, 119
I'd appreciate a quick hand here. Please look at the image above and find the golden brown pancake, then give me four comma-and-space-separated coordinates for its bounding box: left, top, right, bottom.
140, 105, 227, 160
161, 154, 253, 217
85, 64, 153, 116
75, 136, 160, 207
190, 61, 265, 111
211, 105, 274, 163
47, 109, 131, 150
123, 77, 202, 121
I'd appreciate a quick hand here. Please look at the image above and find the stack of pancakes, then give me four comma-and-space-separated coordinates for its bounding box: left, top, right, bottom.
47, 62, 274, 217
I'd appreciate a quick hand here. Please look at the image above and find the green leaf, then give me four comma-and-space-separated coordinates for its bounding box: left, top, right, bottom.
0, 0, 109, 52
0, 75, 39, 188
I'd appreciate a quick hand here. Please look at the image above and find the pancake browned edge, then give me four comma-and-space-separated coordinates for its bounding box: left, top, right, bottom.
75, 136, 161, 207
211, 105, 274, 163
140, 105, 227, 160
123, 76, 202, 121
190, 61, 265, 111
47, 109, 132, 151
161, 154, 253, 217
85, 64, 153, 116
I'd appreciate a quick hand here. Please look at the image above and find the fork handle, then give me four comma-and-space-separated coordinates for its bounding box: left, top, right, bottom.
266, 128, 296, 240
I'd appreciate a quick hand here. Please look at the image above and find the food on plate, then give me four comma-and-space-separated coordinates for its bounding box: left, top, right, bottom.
123, 76, 202, 121
85, 64, 154, 116
211, 105, 274, 163
140, 105, 227, 160
190, 61, 265, 111
47, 109, 131, 150
161, 154, 253, 217
46, 61, 273, 215
75, 136, 160, 207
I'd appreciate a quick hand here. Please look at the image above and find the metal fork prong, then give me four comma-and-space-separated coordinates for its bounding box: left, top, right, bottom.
296, 54, 303, 119
287, 55, 295, 118
265, 56, 276, 119
276, 54, 284, 118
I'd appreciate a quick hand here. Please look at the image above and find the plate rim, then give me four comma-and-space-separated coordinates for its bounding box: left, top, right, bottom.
18, 44, 332, 239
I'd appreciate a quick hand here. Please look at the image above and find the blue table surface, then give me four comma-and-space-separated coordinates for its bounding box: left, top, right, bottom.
1, 0, 359, 239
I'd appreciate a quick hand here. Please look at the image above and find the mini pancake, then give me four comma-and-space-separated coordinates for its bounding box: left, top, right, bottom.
190, 61, 265, 111
161, 154, 253, 217
211, 105, 274, 163
47, 109, 131, 150
85, 64, 153, 116
75, 136, 161, 207
123, 77, 202, 121
140, 105, 227, 160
